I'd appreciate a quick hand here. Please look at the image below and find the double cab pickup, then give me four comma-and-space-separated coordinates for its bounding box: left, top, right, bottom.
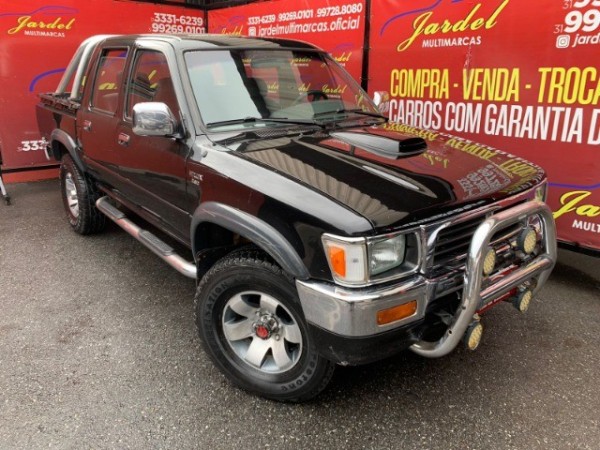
37, 34, 556, 401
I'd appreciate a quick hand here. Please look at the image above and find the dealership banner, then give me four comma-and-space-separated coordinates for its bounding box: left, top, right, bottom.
0, 0, 205, 171
207, 0, 366, 81
368, 0, 600, 252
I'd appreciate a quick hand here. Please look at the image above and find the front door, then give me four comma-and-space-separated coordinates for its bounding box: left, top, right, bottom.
116, 48, 191, 242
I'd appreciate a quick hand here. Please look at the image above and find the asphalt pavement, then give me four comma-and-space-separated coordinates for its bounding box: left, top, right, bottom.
1, 180, 599, 450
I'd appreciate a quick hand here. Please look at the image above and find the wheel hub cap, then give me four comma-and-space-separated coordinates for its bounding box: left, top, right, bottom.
221, 291, 303, 373
253, 314, 279, 340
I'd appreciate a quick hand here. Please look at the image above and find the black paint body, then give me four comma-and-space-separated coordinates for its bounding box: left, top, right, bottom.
37, 35, 545, 363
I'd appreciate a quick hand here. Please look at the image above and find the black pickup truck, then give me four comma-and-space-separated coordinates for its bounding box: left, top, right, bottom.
37, 34, 557, 402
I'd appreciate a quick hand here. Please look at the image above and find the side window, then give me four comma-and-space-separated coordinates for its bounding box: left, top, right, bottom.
126, 50, 179, 119
90, 48, 128, 114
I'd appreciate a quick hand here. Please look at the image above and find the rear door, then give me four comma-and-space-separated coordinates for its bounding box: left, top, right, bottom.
79, 46, 129, 189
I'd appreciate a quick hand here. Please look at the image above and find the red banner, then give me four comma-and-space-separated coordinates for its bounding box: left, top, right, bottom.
1, 0, 597, 251
368, 0, 600, 252
0, 0, 205, 171
207, 0, 365, 81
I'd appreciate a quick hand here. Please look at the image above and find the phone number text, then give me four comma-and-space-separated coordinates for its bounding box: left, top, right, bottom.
152, 13, 204, 27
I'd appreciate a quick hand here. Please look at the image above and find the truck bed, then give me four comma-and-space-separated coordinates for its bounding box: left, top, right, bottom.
36, 93, 80, 159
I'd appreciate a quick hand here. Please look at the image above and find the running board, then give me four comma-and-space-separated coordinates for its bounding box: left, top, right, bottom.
96, 196, 196, 279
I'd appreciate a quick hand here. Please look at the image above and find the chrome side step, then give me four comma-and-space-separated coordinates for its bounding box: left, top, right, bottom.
96, 196, 196, 279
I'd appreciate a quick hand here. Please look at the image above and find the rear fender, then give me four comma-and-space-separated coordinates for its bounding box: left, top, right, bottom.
51, 129, 84, 172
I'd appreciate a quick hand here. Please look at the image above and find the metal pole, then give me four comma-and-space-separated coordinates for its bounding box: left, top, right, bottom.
0, 171, 10, 205
360, 0, 372, 92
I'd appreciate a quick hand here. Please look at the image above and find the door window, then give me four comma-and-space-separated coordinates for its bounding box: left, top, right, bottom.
90, 48, 128, 114
126, 50, 179, 118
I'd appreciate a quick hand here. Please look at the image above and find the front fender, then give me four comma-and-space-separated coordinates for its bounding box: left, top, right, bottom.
191, 202, 310, 280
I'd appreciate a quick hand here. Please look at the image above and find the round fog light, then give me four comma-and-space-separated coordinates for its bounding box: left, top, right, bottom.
464, 321, 484, 351
482, 248, 497, 276
513, 289, 533, 313
517, 227, 538, 254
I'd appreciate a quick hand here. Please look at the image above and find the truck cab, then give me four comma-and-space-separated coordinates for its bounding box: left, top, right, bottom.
37, 34, 557, 402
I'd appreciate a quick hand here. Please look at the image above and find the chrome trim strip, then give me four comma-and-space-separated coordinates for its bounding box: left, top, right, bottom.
480, 255, 553, 303
410, 200, 556, 358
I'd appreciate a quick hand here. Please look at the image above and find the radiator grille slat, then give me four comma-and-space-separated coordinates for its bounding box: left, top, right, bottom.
432, 216, 523, 269
433, 218, 483, 267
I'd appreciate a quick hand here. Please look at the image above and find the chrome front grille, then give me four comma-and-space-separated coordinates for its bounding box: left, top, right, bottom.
432, 216, 484, 268
430, 212, 523, 271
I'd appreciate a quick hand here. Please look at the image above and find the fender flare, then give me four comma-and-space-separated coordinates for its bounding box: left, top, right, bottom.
51, 129, 85, 172
191, 202, 310, 280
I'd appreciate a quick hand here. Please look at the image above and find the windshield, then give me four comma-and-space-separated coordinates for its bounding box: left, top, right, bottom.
184, 49, 380, 131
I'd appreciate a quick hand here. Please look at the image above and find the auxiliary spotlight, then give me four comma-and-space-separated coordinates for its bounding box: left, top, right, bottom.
513, 288, 533, 313
517, 227, 538, 254
482, 248, 497, 276
464, 320, 484, 351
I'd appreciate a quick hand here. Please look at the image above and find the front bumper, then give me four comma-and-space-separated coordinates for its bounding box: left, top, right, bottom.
297, 200, 557, 363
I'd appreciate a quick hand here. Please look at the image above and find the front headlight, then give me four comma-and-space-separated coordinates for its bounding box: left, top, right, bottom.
369, 234, 406, 276
322, 232, 419, 286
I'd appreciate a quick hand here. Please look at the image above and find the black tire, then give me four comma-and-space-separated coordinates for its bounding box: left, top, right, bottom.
59, 154, 106, 235
195, 248, 335, 402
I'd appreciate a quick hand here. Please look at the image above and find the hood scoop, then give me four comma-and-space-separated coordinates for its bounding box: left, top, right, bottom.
331, 131, 427, 160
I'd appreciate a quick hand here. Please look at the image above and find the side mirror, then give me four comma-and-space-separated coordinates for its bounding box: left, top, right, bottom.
132, 102, 179, 137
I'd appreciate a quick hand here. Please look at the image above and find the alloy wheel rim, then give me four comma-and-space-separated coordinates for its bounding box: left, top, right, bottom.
221, 291, 303, 374
64, 172, 79, 218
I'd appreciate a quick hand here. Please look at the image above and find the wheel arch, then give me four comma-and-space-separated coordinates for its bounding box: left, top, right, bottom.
191, 202, 310, 280
51, 129, 85, 172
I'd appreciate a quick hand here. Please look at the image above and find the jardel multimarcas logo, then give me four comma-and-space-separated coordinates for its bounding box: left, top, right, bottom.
329, 42, 355, 67
3, 6, 77, 38
218, 15, 245, 36
388, 0, 510, 52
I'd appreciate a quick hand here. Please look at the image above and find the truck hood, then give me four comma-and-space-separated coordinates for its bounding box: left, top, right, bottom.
213, 122, 545, 231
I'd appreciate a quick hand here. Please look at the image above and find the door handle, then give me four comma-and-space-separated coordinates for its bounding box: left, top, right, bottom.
118, 133, 130, 146
83, 120, 92, 132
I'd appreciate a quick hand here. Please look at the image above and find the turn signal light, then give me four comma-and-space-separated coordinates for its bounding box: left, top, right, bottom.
327, 246, 346, 278
322, 236, 367, 284
377, 300, 417, 325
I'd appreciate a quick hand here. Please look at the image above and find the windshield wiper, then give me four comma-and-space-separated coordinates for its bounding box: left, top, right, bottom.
206, 116, 322, 129
313, 108, 387, 120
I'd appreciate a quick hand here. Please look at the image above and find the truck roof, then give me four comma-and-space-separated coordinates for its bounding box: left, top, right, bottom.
100, 34, 322, 51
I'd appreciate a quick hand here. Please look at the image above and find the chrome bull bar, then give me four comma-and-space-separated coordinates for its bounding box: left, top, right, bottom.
410, 200, 557, 358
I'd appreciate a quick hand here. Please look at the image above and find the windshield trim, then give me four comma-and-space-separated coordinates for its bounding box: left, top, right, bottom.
205, 116, 323, 129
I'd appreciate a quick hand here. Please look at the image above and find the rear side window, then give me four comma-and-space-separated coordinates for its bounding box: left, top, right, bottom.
90, 48, 128, 114
126, 50, 179, 118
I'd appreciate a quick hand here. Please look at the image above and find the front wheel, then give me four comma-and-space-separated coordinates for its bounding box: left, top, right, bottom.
195, 249, 335, 402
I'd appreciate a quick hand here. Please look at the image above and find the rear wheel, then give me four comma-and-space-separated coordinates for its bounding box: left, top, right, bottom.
59, 154, 106, 234
195, 249, 335, 402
